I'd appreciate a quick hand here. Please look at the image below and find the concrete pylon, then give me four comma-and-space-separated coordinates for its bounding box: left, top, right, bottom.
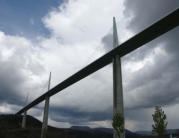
22, 93, 29, 128
113, 17, 125, 138
22, 111, 27, 128
41, 72, 51, 138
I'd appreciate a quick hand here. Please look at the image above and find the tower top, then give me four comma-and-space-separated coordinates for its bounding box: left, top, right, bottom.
48, 72, 51, 91
113, 17, 119, 47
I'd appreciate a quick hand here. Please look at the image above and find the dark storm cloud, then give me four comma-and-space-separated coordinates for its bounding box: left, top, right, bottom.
49, 106, 113, 124
0, 35, 46, 113
101, 33, 113, 51
0, 56, 45, 108
124, 0, 179, 33
122, 1, 179, 62
122, 0, 179, 109
0, 60, 25, 106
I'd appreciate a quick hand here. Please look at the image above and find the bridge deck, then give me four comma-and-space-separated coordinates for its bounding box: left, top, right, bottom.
17, 8, 179, 115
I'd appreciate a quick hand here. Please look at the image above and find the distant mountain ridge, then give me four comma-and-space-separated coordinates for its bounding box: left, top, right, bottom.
135, 131, 153, 136
2, 114, 178, 138
70, 125, 141, 137
136, 129, 179, 136
0, 114, 142, 138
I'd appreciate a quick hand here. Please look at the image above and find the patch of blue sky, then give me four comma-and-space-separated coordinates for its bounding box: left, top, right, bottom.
0, 0, 63, 39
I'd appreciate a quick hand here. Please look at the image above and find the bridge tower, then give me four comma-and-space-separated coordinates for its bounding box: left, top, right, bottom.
41, 72, 51, 138
113, 17, 125, 138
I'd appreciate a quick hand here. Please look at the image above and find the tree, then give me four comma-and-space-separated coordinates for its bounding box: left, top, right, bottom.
112, 113, 124, 137
152, 106, 168, 135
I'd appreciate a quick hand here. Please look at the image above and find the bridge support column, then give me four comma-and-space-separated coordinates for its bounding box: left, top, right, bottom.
41, 97, 50, 138
22, 111, 27, 128
41, 72, 51, 138
113, 17, 125, 138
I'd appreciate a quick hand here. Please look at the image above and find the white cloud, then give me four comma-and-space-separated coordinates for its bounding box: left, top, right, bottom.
0, 31, 47, 102
0, 103, 12, 113
43, 0, 130, 44
0, 0, 131, 129
35, 0, 130, 116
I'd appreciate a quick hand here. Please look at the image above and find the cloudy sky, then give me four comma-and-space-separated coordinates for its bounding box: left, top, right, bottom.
0, 0, 178, 131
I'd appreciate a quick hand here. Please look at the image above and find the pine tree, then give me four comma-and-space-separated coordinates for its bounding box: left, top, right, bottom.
152, 106, 168, 135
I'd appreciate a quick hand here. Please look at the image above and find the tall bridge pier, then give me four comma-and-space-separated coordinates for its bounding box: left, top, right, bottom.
113, 17, 125, 138
22, 111, 27, 128
41, 72, 51, 138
